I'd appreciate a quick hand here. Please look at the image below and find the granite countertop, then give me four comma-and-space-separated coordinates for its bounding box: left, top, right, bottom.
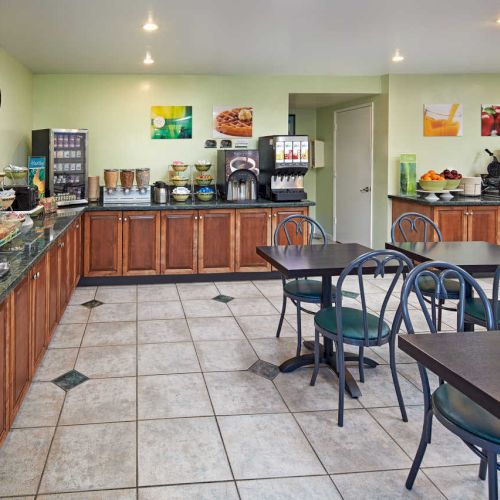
85, 198, 315, 211
388, 194, 500, 206
0, 207, 85, 303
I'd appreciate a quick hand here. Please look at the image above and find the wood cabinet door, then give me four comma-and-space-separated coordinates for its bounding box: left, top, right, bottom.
161, 211, 198, 274
31, 256, 49, 371
48, 243, 60, 337
467, 206, 498, 243
73, 217, 82, 285
198, 209, 235, 273
83, 211, 122, 277
391, 200, 435, 242
10, 276, 31, 419
433, 207, 468, 241
235, 209, 272, 272
58, 231, 70, 316
0, 299, 9, 441
122, 211, 160, 276
271, 207, 309, 245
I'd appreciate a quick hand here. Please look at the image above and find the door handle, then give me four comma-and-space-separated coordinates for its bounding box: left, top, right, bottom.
360, 186, 371, 193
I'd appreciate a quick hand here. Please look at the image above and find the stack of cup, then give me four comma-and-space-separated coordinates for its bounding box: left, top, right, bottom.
88, 176, 100, 201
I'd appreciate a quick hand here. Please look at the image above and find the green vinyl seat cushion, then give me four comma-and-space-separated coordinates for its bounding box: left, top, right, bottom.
314, 306, 390, 341
464, 297, 500, 324
432, 383, 500, 445
418, 276, 460, 296
284, 279, 335, 301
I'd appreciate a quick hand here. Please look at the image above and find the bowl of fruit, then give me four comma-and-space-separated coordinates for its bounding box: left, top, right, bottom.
194, 160, 211, 172
172, 175, 189, 187
418, 170, 447, 191
196, 187, 215, 201
171, 161, 188, 172
440, 169, 462, 190
195, 174, 213, 186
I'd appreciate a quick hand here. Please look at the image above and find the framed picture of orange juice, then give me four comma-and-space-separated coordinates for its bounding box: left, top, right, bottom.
423, 104, 463, 137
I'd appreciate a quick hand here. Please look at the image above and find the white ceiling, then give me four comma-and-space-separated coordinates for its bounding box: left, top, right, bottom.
1, 0, 500, 75
289, 93, 373, 109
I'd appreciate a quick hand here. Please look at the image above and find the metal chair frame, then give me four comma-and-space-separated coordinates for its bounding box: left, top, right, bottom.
310, 249, 414, 427
399, 261, 499, 500
464, 266, 500, 328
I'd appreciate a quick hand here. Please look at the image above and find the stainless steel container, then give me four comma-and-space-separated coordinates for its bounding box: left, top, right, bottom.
153, 181, 168, 203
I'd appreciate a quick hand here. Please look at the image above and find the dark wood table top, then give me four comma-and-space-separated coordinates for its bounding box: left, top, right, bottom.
398, 332, 500, 418
386, 241, 500, 273
256, 243, 373, 278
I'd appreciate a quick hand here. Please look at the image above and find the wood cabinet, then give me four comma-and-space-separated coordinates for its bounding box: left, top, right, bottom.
272, 207, 310, 245
235, 208, 272, 272
161, 211, 198, 274
58, 231, 71, 315
198, 209, 235, 273
73, 217, 82, 286
434, 207, 468, 241
31, 256, 49, 371
467, 207, 498, 243
123, 211, 160, 276
48, 243, 60, 337
0, 299, 8, 441
84, 211, 122, 277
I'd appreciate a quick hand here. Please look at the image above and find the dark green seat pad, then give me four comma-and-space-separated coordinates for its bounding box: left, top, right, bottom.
284, 279, 335, 300
418, 276, 460, 296
464, 297, 499, 323
314, 306, 390, 341
433, 384, 500, 445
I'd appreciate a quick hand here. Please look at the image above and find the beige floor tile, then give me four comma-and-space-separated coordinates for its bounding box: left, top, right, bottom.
238, 476, 341, 500
195, 340, 257, 371
295, 409, 411, 474
138, 373, 212, 419
138, 284, 179, 302
187, 316, 245, 341
34, 348, 79, 381
82, 321, 136, 346
228, 297, 277, 316
182, 299, 231, 318
49, 323, 86, 349
252, 280, 285, 297
138, 342, 200, 375
59, 377, 136, 425
236, 314, 296, 339
95, 285, 137, 303
75, 345, 136, 378
39, 422, 136, 493
138, 319, 190, 343
218, 413, 324, 479
88, 303, 136, 323
39, 489, 136, 499
0, 426, 54, 496
204, 371, 288, 415
177, 283, 219, 300
138, 417, 232, 486
12, 383, 65, 428
139, 482, 238, 500
332, 469, 445, 499
137, 301, 184, 321
215, 281, 263, 298
68, 287, 96, 306
59, 306, 90, 324
249, 338, 298, 366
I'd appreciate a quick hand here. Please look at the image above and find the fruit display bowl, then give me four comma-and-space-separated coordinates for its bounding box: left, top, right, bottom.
195, 163, 211, 172
444, 179, 461, 190
171, 164, 188, 172
418, 180, 447, 192
172, 193, 190, 202
195, 176, 213, 186
196, 191, 214, 201
0, 196, 15, 210
172, 177, 189, 187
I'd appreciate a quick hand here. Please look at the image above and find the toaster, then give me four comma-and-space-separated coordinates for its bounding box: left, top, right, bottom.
12, 186, 39, 211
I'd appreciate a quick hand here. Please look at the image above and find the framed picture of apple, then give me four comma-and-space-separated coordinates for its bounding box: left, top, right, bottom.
481, 105, 500, 136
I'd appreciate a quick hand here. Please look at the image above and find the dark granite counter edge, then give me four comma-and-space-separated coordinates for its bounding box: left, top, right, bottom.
388, 194, 500, 206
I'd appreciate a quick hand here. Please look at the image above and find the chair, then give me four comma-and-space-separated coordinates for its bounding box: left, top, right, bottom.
310, 249, 414, 427
274, 215, 330, 357
391, 212, 460, 329
464, 267, 500, 329
400, 261, 499, 500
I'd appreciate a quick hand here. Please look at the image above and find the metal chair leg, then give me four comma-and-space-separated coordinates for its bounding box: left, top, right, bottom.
406, 409, 433, 490
275, 294, 287, 338
479, 449, 488, 480
488, 451, 498, 500
310, 329, 320, 386
296, 301, 302, 357
337, 343, 345, 427
437, 298, 444, 331
358, 345, 365, 383
389, 334, 408, 422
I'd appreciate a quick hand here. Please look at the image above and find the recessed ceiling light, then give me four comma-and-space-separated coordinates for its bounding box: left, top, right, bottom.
496, 18, 500, 24
143, 51, 154, 65
392, 49, 404, 63
143, 14, 158, 31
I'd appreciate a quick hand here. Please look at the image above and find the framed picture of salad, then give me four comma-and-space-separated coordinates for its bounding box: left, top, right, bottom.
481, 105, 500, 136
423, 104, 463, 137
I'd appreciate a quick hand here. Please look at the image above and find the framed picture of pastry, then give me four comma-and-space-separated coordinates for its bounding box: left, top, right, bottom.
213, 106, 253, 138
151, 106, 193, 139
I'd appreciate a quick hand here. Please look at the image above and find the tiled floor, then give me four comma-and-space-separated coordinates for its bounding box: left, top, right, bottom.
0, 278, 496, 499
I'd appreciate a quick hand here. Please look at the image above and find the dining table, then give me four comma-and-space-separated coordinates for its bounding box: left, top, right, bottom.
398, 331, 500, 418
256, 242, 379, 398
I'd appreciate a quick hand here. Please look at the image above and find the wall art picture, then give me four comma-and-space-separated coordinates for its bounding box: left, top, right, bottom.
151, 106, 192, 139
423, 104, 463, 137
213, 106, 253, 138
481, 105, 500, 136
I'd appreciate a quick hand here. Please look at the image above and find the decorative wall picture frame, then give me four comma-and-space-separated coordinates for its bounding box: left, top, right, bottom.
481, 105, 500, 136
213, 106, 253, 138
151, 106, 193, 139
423, 104, 463, 137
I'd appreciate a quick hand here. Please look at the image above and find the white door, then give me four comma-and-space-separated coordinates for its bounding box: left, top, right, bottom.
334, 104, 373, 246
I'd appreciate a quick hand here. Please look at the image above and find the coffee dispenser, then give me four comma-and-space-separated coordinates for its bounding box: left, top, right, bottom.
258, 135, 309, 201
217, 150, 259, 201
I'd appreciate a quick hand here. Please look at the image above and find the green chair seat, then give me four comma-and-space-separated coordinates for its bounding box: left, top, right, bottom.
284, 279, 335, 301
433, 384, 500, 445
418, 276, 460, 296
464, 297, 500, 324
314, 306, 390, 341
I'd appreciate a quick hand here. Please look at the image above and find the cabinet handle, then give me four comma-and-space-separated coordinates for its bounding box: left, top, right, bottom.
33, 272, 40, 280
273, 213, 277, 217
469, 212, 474, 216
76, 224, 79, 229
268, 214, 271, 218
118, 217, 122, 221
194, 216, 198, 220
59, 242, 65, 248
199, 216, 203, 219
123, 218, 128, 222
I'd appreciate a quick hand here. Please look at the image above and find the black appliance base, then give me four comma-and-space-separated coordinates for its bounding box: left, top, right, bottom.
271, 190, 307, 202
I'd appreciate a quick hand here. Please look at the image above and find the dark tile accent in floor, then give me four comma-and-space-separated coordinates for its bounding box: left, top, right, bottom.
249, 360, 280, 380
212, 294, 234, 303
52, 370, 89, 391
81, 299, 104, 309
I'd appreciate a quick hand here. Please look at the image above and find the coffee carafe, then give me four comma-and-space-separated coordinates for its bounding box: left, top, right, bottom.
217, 150, 259, 201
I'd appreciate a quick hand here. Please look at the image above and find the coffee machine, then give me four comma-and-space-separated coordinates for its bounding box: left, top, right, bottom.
481, 149, 500, 195
258, 135, 309, 201
217, 150, 259, 201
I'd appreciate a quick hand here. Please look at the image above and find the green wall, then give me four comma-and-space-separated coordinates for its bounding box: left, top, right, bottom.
0, 48, 32, 167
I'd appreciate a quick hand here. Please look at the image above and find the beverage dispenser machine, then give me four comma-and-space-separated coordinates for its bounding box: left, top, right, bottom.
258, 135, 309, 201
217, 150, 259, 201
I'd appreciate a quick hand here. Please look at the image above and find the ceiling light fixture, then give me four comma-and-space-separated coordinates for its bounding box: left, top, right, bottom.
143, 51, 154, 65
392, 49, 405, 63
496, 18, 500, 24
143, 15, 158, 31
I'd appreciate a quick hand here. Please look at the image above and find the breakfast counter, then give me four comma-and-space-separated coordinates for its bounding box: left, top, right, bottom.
389, 194, 500, 206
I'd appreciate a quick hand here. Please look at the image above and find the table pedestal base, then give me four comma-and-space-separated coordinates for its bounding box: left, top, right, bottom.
279, 340, 378, 398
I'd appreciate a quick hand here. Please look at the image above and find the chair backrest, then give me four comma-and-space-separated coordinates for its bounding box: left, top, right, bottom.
334, 249, 414, 346
399, 261, 494, 411
491, 267, 500, 326
273, 214, 327, 246
391, 212, 443, 243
